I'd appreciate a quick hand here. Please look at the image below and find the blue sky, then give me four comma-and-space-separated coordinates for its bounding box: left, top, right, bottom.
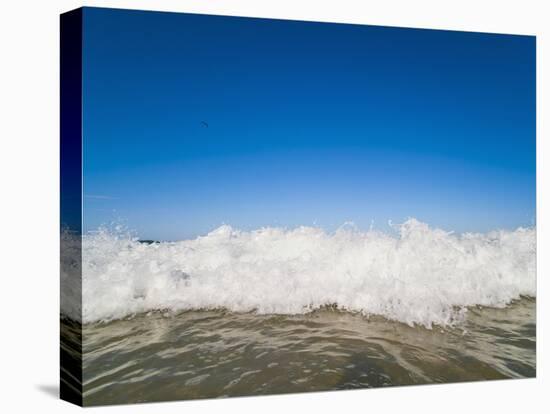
82, 7, 535, 240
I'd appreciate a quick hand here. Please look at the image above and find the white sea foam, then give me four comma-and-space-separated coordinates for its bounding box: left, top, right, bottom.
67, 219, 536, 327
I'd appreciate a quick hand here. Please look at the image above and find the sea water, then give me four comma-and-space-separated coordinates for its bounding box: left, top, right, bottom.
76, 299, 535, 405
60, 218, 536, 404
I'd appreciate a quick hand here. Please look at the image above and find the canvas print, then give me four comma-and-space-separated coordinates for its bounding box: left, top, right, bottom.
60, 7, 536, 406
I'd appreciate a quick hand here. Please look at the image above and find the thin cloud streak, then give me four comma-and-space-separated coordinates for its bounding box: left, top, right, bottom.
84, 194, 117, 200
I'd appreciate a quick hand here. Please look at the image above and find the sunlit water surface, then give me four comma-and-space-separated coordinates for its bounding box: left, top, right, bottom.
80, 298, 535, 405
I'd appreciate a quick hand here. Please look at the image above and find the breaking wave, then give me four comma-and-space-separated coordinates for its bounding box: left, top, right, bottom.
63, 219, 536, 327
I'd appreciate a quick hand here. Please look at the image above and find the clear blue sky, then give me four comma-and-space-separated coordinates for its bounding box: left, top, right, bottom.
82, 7, 535, 240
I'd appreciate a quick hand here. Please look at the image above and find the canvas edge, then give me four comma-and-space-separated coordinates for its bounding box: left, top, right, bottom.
60, 7, 84, 407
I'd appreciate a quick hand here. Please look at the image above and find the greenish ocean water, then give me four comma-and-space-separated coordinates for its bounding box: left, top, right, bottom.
76, 297, 535, 406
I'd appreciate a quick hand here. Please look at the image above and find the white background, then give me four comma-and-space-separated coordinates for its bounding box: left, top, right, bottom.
0, 0, 548, 412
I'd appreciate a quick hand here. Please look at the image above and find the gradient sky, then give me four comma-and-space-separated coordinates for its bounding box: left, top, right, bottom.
82, 7, 535, 240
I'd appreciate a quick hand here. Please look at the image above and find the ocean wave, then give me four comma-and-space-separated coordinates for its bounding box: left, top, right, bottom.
63, 219, 536, 327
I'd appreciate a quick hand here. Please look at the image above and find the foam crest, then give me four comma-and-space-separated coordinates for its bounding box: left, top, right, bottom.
70, 219, 536, 327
